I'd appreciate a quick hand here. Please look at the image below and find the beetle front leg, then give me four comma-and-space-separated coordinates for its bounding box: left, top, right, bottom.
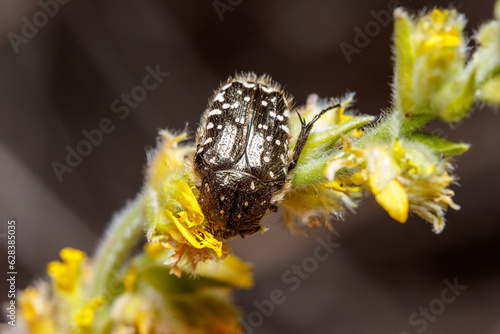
288, 103, 341, 171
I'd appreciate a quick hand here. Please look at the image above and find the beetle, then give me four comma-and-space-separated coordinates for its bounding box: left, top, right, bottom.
193, 73, 338, 239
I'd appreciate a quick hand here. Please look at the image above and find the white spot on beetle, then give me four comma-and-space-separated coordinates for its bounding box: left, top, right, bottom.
232, 101, 240, 109
204, 138, 213, 145
243, 82, 256, 88
270, 111, 276, 118
261, 100, 268, 106
220, 210, 224, 214
263, 156, 270, 162
266, 136, 272, 142
224, 175, 229, 184
277, 115, 284, 121
244, 201, 249, 206
269, 171, 274, 178
209, 109, 222, 116
275, 139, 281, 145
235, 117, 240, 123
237, 89, 242, 95
197, 147, 204, 153
237, 214, 242, 219
280, 125, 289, 134
284, 109, 290, 117
210, 157, 216, 163
215, 92, 224, 102
217, 124, 223, 130
220, 196, 225, 201
258, 124, 263, 129
261, 86, 274, 93
280, 154, 285, 163
244, 96, 251, 102
206, 122, 214, 129
222, 103, 230, 109
263, 125, 268, 130
250, 182, 255, 190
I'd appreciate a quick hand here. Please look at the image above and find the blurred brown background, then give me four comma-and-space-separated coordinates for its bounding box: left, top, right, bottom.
1, 0, 500, 333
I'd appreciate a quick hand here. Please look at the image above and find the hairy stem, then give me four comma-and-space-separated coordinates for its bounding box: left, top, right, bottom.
90, 194, 144, 299
291, 113, 435, 188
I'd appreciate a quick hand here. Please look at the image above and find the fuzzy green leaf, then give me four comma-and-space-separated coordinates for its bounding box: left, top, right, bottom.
400, 114, 435, 134
407, 131, 470, 155
440, 67, 477, 122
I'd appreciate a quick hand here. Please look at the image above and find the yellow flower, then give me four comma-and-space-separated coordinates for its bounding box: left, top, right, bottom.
416, 9, 461, 54
46, 247, 86, 293
394, 7, 475, 121
19, 284, 57, 334
350, 144, 410, 223
161, 179, 222, 258
325, 138, 460, 232
144, 131, 227, 276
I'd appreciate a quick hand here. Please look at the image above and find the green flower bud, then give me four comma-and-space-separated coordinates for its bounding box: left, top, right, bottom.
393, 8, 475, 122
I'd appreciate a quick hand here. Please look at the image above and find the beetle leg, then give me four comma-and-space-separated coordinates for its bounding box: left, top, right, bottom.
288, 103, 341, 171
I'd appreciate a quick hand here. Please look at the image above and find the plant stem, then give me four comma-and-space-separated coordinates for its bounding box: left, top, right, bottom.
90, 194, 144, 299
291, 113, 435, 188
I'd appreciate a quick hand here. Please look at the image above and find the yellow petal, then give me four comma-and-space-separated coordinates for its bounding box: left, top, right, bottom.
175, 180, 205, 226
46, 248, 86, 293
60, 247, 86, 265
136, 311, 154, 334
73, 296, 105, 329
19, 286, 57, 334
375, 179, 409, 223
431, 9, 447, 23
165, 210, 222, 257
124, 265, 138, 292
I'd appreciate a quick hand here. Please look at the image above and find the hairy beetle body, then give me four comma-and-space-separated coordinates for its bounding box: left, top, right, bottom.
193, 73, 335, 239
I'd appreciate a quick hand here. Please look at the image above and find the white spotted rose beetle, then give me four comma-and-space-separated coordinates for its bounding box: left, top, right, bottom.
193, 73, 339, 239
